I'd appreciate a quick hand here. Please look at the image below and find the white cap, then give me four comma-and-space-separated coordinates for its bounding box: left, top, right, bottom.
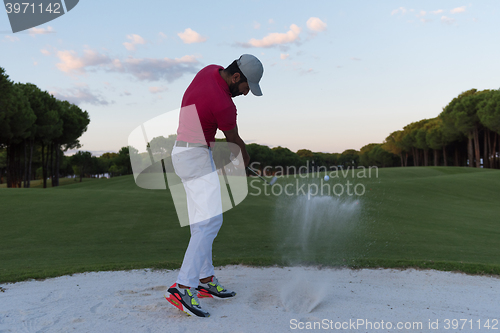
237, 54, 264, 96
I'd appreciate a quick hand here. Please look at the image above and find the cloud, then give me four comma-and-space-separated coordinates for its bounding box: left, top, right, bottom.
29, 26, 54, 36
4, 35, 19, 42
123, 90, 131, 96
280, 53, 289, 60
420, 18, 433, 24
177, 28, 207, 44
268, 19, 275, 24
123, 34, 146, 51
56, 49, 111, 74
430, 9, 444, 14
307, 17, 327, 32
416, 10, 427, 17
40, 49, 51, 56
441, 16, 456, 25
451, 6, 466, 14
54, 48, 200, 82
121, 55, 199, 81
253, 22, 261, 29
149, 86, 168, 94
159, 32, 167, 39
391, 7, 407, 15
351, 57, 361, 61
243, 24, 301, 48
50, 87, 110, 106
300, 68, 315, 75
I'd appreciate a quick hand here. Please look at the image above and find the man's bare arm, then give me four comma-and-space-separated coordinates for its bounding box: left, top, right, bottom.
222, 125, 250, 167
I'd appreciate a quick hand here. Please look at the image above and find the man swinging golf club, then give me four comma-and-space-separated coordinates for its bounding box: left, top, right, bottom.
165, 54, 264, 317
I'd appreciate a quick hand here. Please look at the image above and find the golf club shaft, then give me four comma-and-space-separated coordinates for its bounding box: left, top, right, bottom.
247, 167, 270, 184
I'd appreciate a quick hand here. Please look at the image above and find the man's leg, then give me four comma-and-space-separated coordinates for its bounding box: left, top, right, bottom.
198, 213, 223, 282
172, 147, 223, 288
176, 212, 222, 288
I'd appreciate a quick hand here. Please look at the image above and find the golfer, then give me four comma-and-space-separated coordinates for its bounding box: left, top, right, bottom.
166, 54, 264, 317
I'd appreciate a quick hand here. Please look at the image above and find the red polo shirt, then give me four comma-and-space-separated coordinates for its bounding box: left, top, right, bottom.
177, 65, 237, 145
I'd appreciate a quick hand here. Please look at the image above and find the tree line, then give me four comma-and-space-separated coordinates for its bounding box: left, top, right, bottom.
246, 88, 500, 173
382, 89, 500, 168
67, 87, 500, 181
4, 62, 497, 187
0, 67, 90, 187
0, 145, 134, 186
68, 148, 133, 181
65, 87, 500, 182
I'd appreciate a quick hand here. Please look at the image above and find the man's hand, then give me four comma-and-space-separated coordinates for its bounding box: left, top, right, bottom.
223, 125, 250, 167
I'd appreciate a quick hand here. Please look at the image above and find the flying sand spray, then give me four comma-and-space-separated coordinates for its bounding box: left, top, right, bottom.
275, 176, 361, 313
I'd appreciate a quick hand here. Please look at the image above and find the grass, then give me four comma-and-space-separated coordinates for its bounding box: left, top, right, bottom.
1, 167, 499, 283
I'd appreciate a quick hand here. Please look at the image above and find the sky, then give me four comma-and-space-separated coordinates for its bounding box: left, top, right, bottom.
1, 0, 500, 156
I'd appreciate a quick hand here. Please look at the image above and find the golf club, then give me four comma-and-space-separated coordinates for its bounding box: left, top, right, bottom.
247, 167, 278, 185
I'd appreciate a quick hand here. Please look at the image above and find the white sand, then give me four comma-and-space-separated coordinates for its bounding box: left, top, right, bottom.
0, 265, 498, 333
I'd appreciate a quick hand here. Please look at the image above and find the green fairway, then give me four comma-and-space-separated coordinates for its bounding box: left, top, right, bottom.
1, 167, 499, 283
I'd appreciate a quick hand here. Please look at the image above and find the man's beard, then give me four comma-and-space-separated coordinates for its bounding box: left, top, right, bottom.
229, 81, 244, 97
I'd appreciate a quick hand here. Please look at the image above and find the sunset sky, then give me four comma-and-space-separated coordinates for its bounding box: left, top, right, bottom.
1, 0, 499, 155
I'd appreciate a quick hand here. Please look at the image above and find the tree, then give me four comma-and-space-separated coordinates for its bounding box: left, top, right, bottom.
1, 84, 36, 187
296, 149, 314, 160
478, 90, 500, 168
100, 152, 118, 175
359, 144, 378, 167
0, 67, 14, 141
246, 143, 274, 173
321, 152, 339, 168
52, 100, 90, 186
360, 143, 399, 167
0, 149, 6, 184
116, 147, 133, 175
108, 164, 125, 177
149, 134, 176, 160
425, 118, 445, 166
383, 130, 406, 166
401, 123, 419, 166
402, 120, 428, 166
271, 146, 301, 174
439, 105, 465, 167
0, 68, 14, 184
338, 149, 359, 168
37, 92, 63, 187
1, 74, 90, 188
441, 89, 490, 167
18, 83, 44, 187
71, 151, 92, 182
414, 119, 432, 166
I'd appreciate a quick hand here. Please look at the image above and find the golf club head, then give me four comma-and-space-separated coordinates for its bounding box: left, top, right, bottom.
247, 167, 276, 185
